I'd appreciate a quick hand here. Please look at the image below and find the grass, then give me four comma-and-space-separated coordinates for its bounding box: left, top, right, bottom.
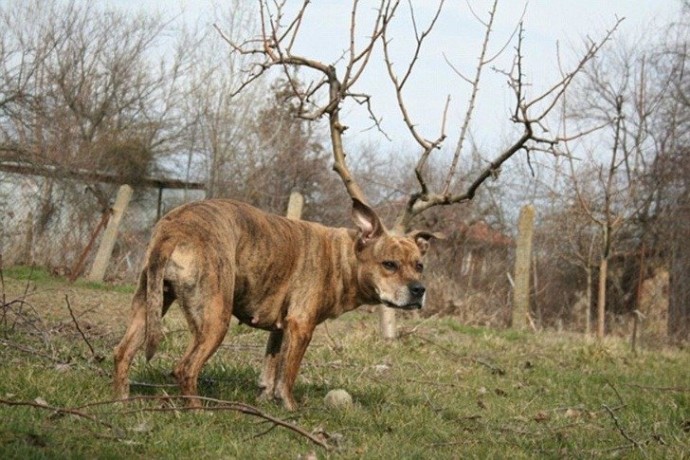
1, 269, 689, 459
2, 265, 135, 293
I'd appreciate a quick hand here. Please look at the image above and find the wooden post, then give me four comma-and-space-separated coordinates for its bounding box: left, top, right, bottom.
86, 185, 133, 282
512, 204, 535, 331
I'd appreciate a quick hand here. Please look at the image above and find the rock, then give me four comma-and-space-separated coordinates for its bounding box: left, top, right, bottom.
324, 389, 353, 409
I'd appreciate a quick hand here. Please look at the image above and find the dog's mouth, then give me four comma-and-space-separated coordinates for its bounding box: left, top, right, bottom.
382, 300, 423, 310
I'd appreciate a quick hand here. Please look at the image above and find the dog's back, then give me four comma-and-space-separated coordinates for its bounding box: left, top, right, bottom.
149, 199, 357, 330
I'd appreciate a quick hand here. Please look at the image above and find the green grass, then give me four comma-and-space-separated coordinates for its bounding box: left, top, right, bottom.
1, 265, 55, 284
2, 265, 135, 293
1, 272, 689, 459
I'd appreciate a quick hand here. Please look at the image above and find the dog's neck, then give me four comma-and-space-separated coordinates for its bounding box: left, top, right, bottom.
312, 228, 380, 320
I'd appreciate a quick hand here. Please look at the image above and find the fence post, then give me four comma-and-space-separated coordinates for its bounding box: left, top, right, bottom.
86, 184, 133, 282
512, 204, 535, 331
378, 227, 405, 340
379, 305, 397, 339
17, 212, 34, 266
286, 191, 304, 220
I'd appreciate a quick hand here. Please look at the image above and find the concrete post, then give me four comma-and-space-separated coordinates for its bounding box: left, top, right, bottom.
513, 204, 535, 330
86, 184, 133, 282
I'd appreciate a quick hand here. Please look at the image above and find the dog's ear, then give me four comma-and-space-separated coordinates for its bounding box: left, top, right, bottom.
407, 230, 445, 256
352, 198, 384, 247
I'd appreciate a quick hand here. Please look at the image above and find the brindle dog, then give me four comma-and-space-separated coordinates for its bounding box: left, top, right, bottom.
113, 198, 438, 410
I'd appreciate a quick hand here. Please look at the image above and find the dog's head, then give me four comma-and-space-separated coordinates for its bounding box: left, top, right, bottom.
351, 199, 441, 310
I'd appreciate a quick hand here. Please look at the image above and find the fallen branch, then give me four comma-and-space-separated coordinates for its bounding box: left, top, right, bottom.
0, 394, 331, 449
0, 397, 117, 432
78, 395, 331, 449
602, 404, 644, 453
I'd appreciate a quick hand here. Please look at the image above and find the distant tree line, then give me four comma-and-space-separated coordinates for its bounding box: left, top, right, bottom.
1, 0, 688, 342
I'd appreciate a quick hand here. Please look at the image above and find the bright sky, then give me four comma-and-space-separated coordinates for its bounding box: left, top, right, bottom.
111, 0, 681, 159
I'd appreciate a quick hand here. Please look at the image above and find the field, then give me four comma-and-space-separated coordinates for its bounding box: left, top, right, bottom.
1, 267, 689, 459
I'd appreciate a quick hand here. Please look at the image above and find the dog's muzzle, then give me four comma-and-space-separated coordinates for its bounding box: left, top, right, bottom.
382, 282, 426, 310
406, 281, 426, 309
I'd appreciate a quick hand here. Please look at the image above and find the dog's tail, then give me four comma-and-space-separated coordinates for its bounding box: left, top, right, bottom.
144, 238, 175, 361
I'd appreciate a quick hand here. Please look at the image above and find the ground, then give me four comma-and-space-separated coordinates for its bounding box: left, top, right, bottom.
1, 267, 689, 458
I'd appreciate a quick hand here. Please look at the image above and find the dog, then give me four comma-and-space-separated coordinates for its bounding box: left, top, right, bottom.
113, 198, 438, 410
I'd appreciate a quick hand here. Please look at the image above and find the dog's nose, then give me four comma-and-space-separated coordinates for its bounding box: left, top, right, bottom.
408, 282, 426, 298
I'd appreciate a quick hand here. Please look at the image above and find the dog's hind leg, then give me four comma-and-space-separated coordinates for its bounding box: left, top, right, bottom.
114, 272, 177, 399
173, 290, 231, 408
114, 272, 147, 399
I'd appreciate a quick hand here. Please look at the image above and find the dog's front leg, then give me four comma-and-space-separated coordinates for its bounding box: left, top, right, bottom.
258, 329, 283, 400
273, 318, 314, 411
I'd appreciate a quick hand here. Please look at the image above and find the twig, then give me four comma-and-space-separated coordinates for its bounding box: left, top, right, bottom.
129, 381, 179, 389
442, 0, 498, 196
85, 395, 331, 449
474, 357, 506, 376
621, 383, 690, 393
0, 337, 64, 364
398, 313, 439, 337
1, 394, 330, 449
602, 404, 644, 454
605, 380, 626, 407
416, 334, 465, 360
64, 294, 98, 359
0, 398, 117, 432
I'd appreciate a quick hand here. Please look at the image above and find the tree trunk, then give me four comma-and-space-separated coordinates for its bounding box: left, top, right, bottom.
585, 266, 592, 336
668, 194, 690, 342
512, 204, 535, 330
597, 257, 608, 339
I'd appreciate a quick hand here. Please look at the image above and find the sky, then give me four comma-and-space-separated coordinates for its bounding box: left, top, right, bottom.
110, 0, 681, 165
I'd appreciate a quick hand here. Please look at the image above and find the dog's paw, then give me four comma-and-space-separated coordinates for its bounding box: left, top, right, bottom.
256, 388, 275, 403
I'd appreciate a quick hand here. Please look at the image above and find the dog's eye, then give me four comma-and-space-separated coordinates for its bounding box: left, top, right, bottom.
382, 260, 398, 272
415, 262, 424, 273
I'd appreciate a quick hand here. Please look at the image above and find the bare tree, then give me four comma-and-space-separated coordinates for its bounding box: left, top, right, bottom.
649, 5, 690, 341
0, 0, 196, 269
214, 0, 620, 336
559, 34, 672, 338
180, 1, 265, 200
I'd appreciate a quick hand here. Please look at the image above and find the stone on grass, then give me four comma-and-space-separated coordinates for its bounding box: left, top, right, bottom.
324, 389, 353, 409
